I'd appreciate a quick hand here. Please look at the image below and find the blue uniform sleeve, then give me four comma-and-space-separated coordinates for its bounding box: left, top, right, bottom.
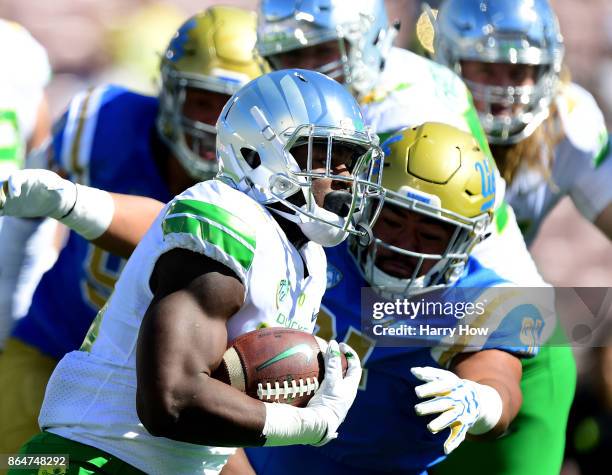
431, 285, 552, 368
28, 85, 126, 185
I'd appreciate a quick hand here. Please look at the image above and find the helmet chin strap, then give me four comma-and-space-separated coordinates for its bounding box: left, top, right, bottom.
364, 250, 456, 299
366, 252, 427, 300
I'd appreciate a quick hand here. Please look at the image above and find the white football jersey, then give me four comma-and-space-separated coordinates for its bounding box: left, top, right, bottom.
0, 19, 51, 179
359, 48, 547, 288
361, 48, 485, 148
0, 20, 53, 343
505, 83, 612, 244
361, 47, 502, 208
39, 179, 327, 475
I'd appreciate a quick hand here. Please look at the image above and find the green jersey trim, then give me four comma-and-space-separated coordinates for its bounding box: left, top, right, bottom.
162, 199, 256, 271
593, 134, 610, 169
463, 98, 494, 164
494, 201, 510, 234
0, 109, 23, 164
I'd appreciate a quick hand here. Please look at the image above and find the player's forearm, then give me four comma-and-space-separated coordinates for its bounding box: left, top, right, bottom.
136, 373, 268, 447
136, 282, 333, 448
594, 201, 612, 242
452, 350, 523, 438
0, 170, 164, 258
466, 376, 522, 438
92, 194, 164, 258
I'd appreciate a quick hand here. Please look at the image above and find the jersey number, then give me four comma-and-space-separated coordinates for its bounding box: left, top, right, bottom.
82, 244, 125, 310
315, 305, 376, 390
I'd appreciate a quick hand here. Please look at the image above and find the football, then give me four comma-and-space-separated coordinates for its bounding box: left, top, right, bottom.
212, 327, 347, 407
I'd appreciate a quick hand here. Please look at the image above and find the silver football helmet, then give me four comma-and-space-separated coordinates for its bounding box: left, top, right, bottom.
216, 69, 384, 247
257, 0, 397, 96
434, 0, 564, 144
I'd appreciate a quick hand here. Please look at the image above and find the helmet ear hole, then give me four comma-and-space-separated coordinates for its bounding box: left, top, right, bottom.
241, 148, 261, 169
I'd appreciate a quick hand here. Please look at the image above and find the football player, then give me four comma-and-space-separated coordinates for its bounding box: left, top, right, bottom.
431, 1, 608, 473
434, 0, 612, 245
0, 19, 55, 351
245, 123, 543, 473
0, 19, 50, 179
249, 2, 572, 474
0, 6, 265, 457
8, 69, 381, 474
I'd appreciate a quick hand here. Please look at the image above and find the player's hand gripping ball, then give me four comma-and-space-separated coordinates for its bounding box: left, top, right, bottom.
212, 328, 349, 407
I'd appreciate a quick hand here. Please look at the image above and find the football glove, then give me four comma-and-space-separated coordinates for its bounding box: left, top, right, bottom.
411, 366, 503, 454
262, 340, 362, 446
0, 169, 114, 240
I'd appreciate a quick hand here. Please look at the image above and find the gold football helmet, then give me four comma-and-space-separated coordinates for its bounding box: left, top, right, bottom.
355, 122, 495, 296
157, 6, 268, 180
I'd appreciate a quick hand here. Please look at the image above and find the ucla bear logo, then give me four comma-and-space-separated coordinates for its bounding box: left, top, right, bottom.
326, 264, 343, 289
166, 18, 197, 62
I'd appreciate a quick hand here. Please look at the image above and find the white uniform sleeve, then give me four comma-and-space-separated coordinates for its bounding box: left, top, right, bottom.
472, 202, 548, 286
557, 83, 612, 222
0, 217, 59, 348
158, 182, 259, 291
0, 20, 51, 146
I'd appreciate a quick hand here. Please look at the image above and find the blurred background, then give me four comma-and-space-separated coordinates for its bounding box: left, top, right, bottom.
1, 1, 611, 472
1, 0, 611, 289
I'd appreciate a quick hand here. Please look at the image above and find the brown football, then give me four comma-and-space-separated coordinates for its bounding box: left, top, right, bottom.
212, 327, 347, 407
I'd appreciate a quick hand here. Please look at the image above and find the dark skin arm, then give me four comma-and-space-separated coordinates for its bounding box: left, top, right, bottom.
451, 349, 523, 438
136, 248, 267, 447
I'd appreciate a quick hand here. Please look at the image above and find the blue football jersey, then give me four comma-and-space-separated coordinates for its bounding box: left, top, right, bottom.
12, 85, 172, 359
247, 242, 543, 474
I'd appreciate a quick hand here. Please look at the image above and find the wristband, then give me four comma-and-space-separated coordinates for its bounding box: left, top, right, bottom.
467, 383, 503, 435
60, 184, 115, 240
262, 402, 329, 446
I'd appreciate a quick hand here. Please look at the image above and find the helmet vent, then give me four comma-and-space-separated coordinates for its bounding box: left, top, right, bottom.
294, 72, 308, 82
241, 148, 261, 169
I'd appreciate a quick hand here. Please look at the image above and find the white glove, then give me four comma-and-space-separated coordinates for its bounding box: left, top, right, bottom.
0, 169, 114, 240
262, 340, 362, 446
411, 366, 503, 455
0, 169, 76, 219
307, 340, 362, 445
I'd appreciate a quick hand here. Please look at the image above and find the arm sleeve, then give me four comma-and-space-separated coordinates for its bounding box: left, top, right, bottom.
0, 217, 59, 348
570, 135, 612, 222
42, 86, 111, 185
557, 84, 612, 221
158, 188, 258, 292
431, 285, 554, 368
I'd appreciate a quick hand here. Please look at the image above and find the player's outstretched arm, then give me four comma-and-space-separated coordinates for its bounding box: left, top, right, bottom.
0, 169, 163, 257
595, 202, 612, 242
136, 248, 362, 447
92, 194, 163, 257
412, 349, 522, 454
